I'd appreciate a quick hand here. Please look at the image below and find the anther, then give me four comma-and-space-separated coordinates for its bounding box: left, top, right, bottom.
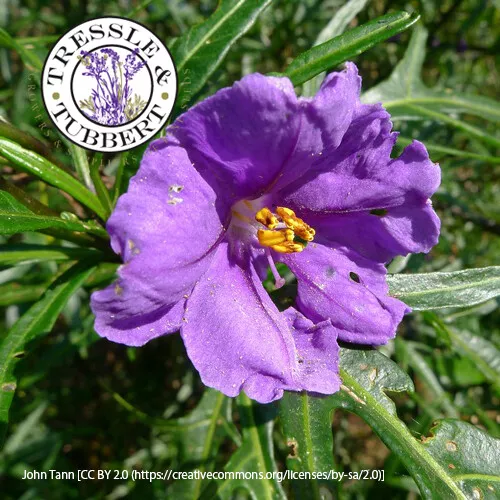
255, 206, 315, 254
255, 207, 279, 230
276, 207, 315, 241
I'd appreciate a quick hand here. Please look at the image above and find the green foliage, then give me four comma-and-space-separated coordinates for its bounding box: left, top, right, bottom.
281, 349, 500, 499
422, 420, 500, 499
0, 190, 95, 234
0, 261, 96, 444
212, 394, 285, 499
171, 0, 272, 113
363, 24, 500, 151
0, 1, 499, 499
302, 0, 371, 96
284, 11, 420, 86
280, 392, 338, 499
388, 266, 500, 310
165, 389, 239, 499
0, 138, 106, 219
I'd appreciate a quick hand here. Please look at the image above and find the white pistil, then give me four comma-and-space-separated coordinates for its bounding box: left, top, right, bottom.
266, 248, 285, 290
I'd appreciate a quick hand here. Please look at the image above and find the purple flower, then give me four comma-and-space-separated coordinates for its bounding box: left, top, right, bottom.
91, 63, 440, 403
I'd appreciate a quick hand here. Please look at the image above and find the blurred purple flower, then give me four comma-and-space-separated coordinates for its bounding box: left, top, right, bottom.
91, 63, 441, 403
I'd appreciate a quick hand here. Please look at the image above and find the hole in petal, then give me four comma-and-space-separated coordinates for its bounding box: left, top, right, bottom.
349, 272, 361, 283
370, 208, 388, 217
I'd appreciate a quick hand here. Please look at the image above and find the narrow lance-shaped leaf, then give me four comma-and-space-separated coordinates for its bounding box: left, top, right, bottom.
0, 244, 103, 265
387, 266, 500, 310
0, 189, 104, 236
279, 392, 339, 500
302, 0, 370, 96
0, 176, 108, 248
362, 24, 500, 123
283, 11, 420, 86
88, 151, 113, 219
425, 313, 500, 394
166, 389, 239, 500
0, 263, 118, 308
0, 138, 107, 219
0, 261, 96, 445
67, 142, 94, 193
171, 0, 272, 113
0, 122, 67, 170
210, 394, 286, 500
0, 27, 43, 72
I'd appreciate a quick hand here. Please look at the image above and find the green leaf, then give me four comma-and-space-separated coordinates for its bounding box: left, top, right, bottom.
0, 283, 46, 307
0, 262, 118, 307
0, 190, 104, 236
0, 261, 95, 445
111, 152, 129, 205
426, 314, 500, 394
421, 420, 500, 499
387, 266, 500, 310
403, 104, 500, 149
67, 142, 94, 193
326, 348, 498, 498
89, 152, 112, 219
362, 24, 500, 143
0, 122, 67, 171
0, 244, 103, 264
0, 138, 106, 219
396, 339, 459, 418
302, 0, 370, 96
279, 392, 338, 499
0, 27, 43, 72
450, 330, 500, 393
284, 11, 420, 86
397, 136, 500, 164
0, 177, 107, 246
171, 0, 272, 112
210, 394, 286, 500
167, 389, 239, 499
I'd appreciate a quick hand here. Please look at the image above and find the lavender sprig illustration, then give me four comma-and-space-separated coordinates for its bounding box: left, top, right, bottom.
78, 48, 147, 125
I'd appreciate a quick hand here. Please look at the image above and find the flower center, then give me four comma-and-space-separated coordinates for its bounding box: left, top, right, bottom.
230, 201, 315, 289
255, 206, 315, 253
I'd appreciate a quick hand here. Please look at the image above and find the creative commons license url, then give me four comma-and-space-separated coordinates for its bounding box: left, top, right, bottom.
23, 469, 384, 482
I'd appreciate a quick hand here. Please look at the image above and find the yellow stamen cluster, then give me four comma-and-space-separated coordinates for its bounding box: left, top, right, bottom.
255, 206, 315, 253
255, 207, 279, 229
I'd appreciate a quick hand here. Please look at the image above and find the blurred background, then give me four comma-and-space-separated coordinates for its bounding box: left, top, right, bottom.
0, 0, 499, 498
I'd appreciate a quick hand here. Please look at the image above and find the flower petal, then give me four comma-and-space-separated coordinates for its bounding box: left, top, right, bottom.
282, 242, 409, 345
169, 74, 300, 201
181, 242, 341, 403
91, 141, 226, 345
274, 65, 440, 261
274, 63, 362, 190
310, 200, 440, 263
279, 102, 440, 261
91, 289, 184, 346
282, 308, 340, 394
